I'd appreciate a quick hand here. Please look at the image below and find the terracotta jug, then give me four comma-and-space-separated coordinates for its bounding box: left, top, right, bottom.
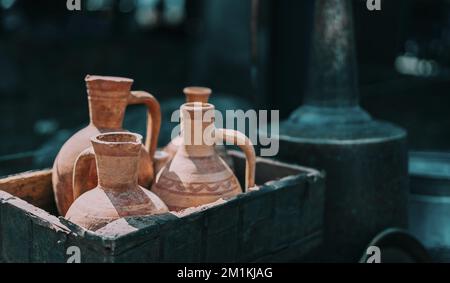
66, 132, 168, 231
152, 102, 256, 211
163, 87, 233, 170
52, 75, 161, 216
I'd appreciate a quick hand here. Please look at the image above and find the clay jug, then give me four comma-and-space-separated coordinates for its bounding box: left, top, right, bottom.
152, 102, 256, 211
52, 75, 161, 216
163, 87, 233, 170
66, 132, 168, 231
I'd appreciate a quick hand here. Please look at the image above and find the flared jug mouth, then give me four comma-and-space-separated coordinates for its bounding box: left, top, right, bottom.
92, 132, 143, 146
183, 87, 212, 103
90, 132, 143, 157
85, 75, 134, 94
85, 75, 134, 83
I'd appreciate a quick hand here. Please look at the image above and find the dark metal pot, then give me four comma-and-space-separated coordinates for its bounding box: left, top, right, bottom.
272, 0, 408, 261
409, 151, 450, 262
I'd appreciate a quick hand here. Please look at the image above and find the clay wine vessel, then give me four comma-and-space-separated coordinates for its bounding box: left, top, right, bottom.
66, 132, 168, 231
52, 75, 161, 216
162, 87, 233, 171
152, 102, 256, 211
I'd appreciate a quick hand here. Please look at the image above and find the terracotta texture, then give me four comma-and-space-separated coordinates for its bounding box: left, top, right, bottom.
153, 150, 171, 177
52, 75, 161, 216
163, 87, 233, 171
152, 102, 256, 211
65, 132, 168, 232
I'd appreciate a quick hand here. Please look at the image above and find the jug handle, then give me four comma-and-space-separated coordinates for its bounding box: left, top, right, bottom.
128, 91, 161, 160
72, 147, 96, 201
215, 128, 256, 191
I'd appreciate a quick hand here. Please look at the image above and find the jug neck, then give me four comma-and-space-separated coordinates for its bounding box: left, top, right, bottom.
85, 75, 133, 130
96, 155, 139, 190
179, 103, 216, 157
88, 95, 128, 130
92, 133, 142, 190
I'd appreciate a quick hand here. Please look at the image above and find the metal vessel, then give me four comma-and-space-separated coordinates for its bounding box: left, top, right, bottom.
409, 151, 450, 262
273, 0, 409, 261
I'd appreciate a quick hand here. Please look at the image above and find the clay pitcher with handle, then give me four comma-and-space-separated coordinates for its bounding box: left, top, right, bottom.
162, 86, 233, 171
152, 102, 256, 211
52, 75, 161, 216
66, 132, 168, 231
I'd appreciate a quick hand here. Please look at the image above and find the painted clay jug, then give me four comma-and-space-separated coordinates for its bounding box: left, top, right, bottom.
152, 102, 256, 211
163, 87, 233, 170
66, 132, 168, 231
52, 75, 161, 216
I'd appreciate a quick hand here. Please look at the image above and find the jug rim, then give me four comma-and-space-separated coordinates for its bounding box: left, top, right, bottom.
85, 75, 134, 83
182, 102, 215, 112
91, 132, 143, 146
183, 86, 212, 96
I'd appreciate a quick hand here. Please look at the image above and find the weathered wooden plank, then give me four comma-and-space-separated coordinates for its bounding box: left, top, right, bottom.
252, 230, 323, 263
161, 213, 205, 263
204, 199, 240, 263
113, 236, 161, 263
229, 150, 318, 186
0, 191, 73, 263
0, 169, 54, 211
0, 191, 11, 262
1, 199, 33, 262
240, 189, 275, 261
0, 153, 325, 263
31, 224, 68, 263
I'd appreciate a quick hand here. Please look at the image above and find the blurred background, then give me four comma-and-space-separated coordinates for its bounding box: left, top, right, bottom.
0, 0, 450, 262
0, 0, 449, 174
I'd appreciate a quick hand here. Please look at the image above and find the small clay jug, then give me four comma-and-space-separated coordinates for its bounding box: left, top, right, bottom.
163, 87, 233, 170
66, 132, 168, 231
52, 75, 161, 216
152, 102, 256, 211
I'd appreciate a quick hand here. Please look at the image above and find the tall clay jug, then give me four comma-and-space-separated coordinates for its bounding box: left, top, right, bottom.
152, 102, 256, 211
66, 132, 168, 231
163, 87, 233, 169
52, 75, 161, 216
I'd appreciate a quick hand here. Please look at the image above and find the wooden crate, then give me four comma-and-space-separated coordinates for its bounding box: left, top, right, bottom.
0, 151, 325, 263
